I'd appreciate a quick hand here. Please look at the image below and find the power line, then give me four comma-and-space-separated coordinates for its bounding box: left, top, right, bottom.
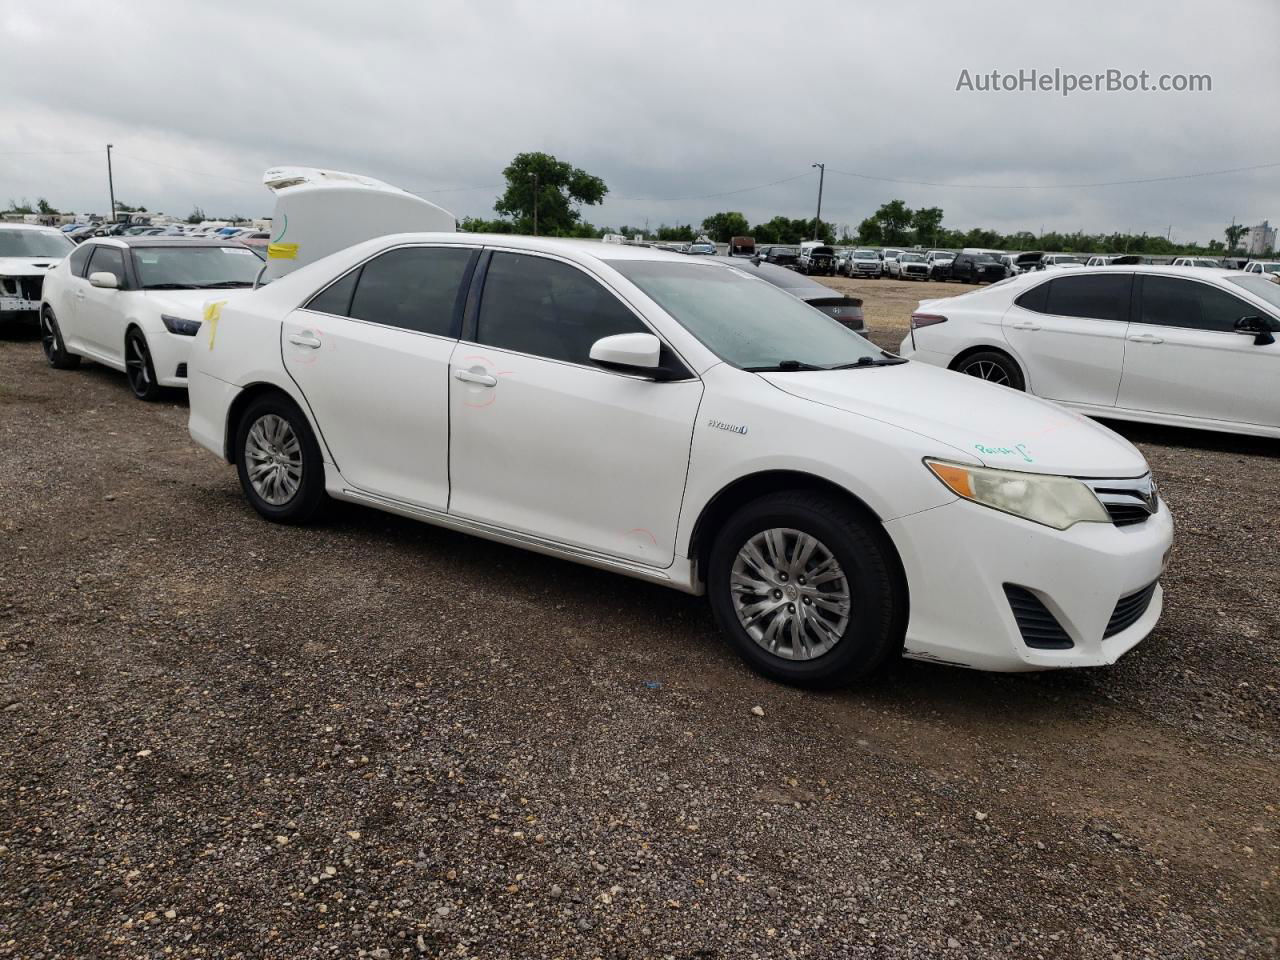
0, 148, 102, 157
111, 153, 260, 186
826, 160, 1280, 191
608, 171, 814, 203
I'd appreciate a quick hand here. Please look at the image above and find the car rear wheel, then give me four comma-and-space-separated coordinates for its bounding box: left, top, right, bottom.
124, 329, 162, 401
40, 307, 80, 370
954, 350, 1025, 391
707, 491, 905, 687
234, 392, 327, 524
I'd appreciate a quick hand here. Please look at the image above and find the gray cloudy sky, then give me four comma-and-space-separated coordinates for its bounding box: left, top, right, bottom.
3, 0, 1277, 244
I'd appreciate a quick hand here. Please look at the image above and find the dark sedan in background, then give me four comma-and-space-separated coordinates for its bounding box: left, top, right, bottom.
712, 256, 864, 331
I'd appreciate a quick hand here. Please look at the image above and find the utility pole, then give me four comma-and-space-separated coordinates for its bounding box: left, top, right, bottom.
811, 162, 825, 240
530, 172, 539, 236
106, 144, 117, 224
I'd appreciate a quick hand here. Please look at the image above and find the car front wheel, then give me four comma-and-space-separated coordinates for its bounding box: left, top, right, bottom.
125, 329, 162, 401
234, 393, 328, 524
707, 491, 906, 687
40, 307, 80, 369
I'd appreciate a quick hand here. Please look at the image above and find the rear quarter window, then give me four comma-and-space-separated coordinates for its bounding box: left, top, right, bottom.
1014, 280, 1050, 314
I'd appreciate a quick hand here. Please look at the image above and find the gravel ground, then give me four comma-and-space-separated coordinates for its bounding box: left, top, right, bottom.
1, 308, 1277, 959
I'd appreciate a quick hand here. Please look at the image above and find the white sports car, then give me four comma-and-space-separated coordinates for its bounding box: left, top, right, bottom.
38, 238, 263, 399
184, 234, 1172, 685
901, 265, 1280, 438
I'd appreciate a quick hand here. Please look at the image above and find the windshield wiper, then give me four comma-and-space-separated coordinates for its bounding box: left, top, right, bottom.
743, 360, 825, 372
829, 352, 908, 370
200, 281, 255, 288
143, 283, 199, 290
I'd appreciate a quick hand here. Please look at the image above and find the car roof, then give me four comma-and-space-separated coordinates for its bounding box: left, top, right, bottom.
116, 236, 257, 248
0, 222, 64, 233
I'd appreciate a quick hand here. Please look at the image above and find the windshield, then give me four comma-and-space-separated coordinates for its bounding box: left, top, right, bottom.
974, 255, 998, 264
0, 229, 75, 258
133, 245, 264, 288
613, 260, 883, 370
1227, 274, 1280, 310
1053, 256, 1083, 264
770, 246, 798, 256
853, 251, 878, 260
900, 253, 925, 263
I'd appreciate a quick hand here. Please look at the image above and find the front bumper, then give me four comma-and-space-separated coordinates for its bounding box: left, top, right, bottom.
884, 495, 1173, 671
148, 330, 200, 388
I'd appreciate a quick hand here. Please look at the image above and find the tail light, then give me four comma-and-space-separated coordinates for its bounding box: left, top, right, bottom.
911, 312, 947, 329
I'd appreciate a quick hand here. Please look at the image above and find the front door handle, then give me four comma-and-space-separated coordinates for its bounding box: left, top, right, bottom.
288, 333, 322, 348
1127, 334, 1164, 344
1010, 321, 1041, 331
454, 369, 497, 387
75, 291, 86, 300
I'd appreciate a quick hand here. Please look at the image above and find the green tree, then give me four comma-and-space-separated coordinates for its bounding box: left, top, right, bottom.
856, 216, 882, 245
700, 211, 751, 243
655, 223, 695, 242
6, 198, 34, 214
493, 151, 607, 236
186, 206, 207, 225
873, 200, 913, 246
911, 206, 944, 247
1224, 223, 1248, 251
35, 197, 60, 216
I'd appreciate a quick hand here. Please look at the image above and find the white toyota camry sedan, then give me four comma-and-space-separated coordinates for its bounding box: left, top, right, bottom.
186, 235, 1173, 686
902, 265, 1280, 439
39, 238, 262, 399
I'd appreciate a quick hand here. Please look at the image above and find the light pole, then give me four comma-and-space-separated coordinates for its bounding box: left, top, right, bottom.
811, 162, 825, 241
106, 144, 117, 224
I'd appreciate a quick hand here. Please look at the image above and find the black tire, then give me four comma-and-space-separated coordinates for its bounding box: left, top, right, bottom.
952, 349, 1026, 391
124, 328, 162, 401
707, 491, 906, 688
233, 392, 327, 524
40, 306, 80, 369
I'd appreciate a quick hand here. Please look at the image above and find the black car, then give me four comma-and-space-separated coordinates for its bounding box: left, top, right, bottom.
950, 251, 1007, 284
757, 245, 799, 269
710, 257, 864, 331
797, 245, 837, 276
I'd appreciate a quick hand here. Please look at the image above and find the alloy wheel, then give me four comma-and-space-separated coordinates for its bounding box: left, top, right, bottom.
244, 414, 303, 506
730, 527, 851, 661
39, 311, 57, 362
962, 359, 1010, 385
125, 336, 152, 396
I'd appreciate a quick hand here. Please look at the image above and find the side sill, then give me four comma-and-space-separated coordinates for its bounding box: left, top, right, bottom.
335, 487, 702, 595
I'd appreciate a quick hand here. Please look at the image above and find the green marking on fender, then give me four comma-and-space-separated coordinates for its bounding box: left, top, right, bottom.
974, 443, 1034, 463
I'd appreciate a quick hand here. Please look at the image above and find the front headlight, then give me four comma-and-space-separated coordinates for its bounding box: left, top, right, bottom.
161, 314, 202, 336
925, 459, 1110, 530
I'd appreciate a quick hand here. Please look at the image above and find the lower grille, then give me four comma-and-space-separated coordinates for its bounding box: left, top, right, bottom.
175, 363, 188, 378
1104, 581, 1158, 638
1004, 585, 1074, 650
1105, 503, 1151, 526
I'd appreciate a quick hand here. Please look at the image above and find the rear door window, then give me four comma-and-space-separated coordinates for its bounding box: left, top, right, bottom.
306, 246, 475, 337
1044, 273, 1131, 322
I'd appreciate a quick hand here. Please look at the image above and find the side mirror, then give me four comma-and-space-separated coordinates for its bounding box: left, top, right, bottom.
751, 255, 761, 265
1234, 316, 1276, 346
89, 271, 119, 290
589, 332, 676, 379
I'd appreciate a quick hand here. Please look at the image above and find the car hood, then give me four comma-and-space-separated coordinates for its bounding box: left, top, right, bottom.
142, 288, 251, 317
761, 361, 1149, 478
0, 256, 63, 276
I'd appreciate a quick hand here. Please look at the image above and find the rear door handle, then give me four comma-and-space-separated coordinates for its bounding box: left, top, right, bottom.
1010, 321, 1041, 331
454, 369, 497, 387
1127, 334, 1164, 344
288, 333, 321, 348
